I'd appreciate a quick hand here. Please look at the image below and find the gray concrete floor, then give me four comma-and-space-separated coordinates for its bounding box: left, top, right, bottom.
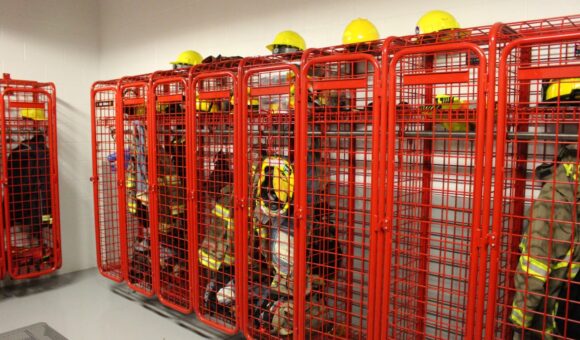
0, 269, 206, 340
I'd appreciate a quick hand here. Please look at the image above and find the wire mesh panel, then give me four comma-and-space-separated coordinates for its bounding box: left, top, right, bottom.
91, 80, 124, 282
296, 52, 381, 340
191, 70, 239, 332
119, 79, 155, 296
1, 83, 61, 280
151, 73, 192, 312
239, 61, 305, 339
489, 32, 580, 340
382, 43, 487, 339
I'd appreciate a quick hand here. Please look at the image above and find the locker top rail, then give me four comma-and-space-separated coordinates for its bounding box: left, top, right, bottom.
238, 51, 304, 69
188, 57, 243, 79
119, 73, 153, 85
382, 14, 580, 52
302, 39, 384, 60
91, 78, 121, 90
0, 73, 54, 88
1, 73, 56, 98
506, 14, 580, 36
150, 68, 190, 82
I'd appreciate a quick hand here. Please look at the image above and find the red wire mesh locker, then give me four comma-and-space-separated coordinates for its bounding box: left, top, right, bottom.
238, 53, 311, 339
488, 31, 580, 340
376, 19, 576, 338
190, 60, 241, 333
118, 76, 156, 296
296, 48, 382, 339
381, 41, 488, 339
91, 79, 124, 282
0, 75, 61, 280
150, 69, 192, 313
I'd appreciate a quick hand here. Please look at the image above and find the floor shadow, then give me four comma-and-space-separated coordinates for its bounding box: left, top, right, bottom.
111, 283, 245, 340
0, 270, 82, 299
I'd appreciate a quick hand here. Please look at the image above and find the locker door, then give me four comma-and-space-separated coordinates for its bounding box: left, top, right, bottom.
151, 74, 193, 313
1, 86, 61, 279
488, 32, 580, 340
191, 70, 239, 333
91, 81, 123, 282
298, 53, 381, 339
382, 43, 488, 339
239, 62, 303, 339
119, 79, 156, 296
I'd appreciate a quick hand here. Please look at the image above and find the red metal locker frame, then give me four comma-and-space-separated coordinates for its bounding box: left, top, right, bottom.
488, 31, 580, 340
46, 81, 61, 271
1, 85, 61, 279
91, 79, 124, 282
302, 42, 385, 340
296, 51, 382, 339
189, 65, 240, 333
238, 57, 304, 339
376, 17, 579, 338
1, 75, 60, 278
381, 42, 488, 339
150, 69, 194, 313
117, 76, 157, 296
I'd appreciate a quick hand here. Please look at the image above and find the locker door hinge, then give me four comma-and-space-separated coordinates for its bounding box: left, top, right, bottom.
487, 232, 498, 249
382, 218, 390, 232
236, 198, 246, 209
296, 207, 305, 221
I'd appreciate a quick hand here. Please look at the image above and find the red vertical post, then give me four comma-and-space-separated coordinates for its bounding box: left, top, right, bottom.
0, 91, 7, 280
416, 54, 435, 338
115, 82, 130, 284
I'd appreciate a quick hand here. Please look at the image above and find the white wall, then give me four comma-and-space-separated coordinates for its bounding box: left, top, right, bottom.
0, 0, 100, 274
98, 0, 579, 79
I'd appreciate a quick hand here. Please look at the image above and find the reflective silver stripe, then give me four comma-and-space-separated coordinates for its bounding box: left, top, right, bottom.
519, 255, 549, 281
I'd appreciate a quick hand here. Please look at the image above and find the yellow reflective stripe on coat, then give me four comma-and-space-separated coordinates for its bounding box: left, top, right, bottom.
159, 175, 180, 186
126, 174, 136, 188
552, 248, 578, 271
571, 264, 580, 278
171, 204, 185, 216
198, 249, 234, 271
511, 302, 533, 327
254, 226, 268, 239
563, 163, 580, 180
212, 204, 233, 228
519, 255, 549, 281
42, 214, 53, 224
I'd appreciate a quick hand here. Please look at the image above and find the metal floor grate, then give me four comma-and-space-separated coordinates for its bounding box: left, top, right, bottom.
0, 322, 67, 340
